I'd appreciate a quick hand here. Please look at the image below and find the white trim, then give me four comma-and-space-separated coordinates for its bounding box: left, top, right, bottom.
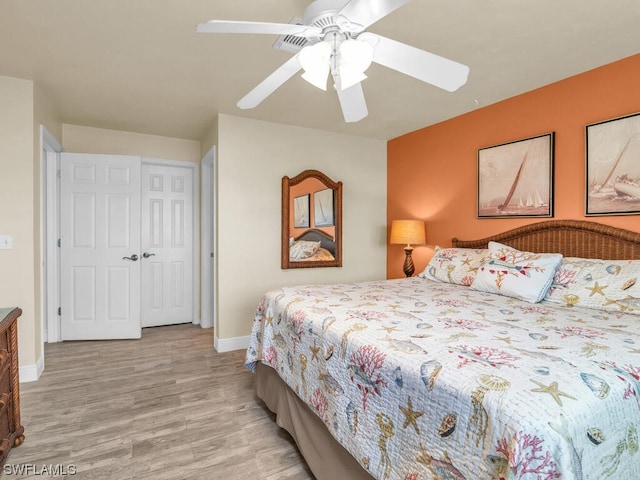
19, 356, 45, 383
214, 334, 249, 353
200, 146, 216, 329
40, 125, 63, 346
141, 157, 200, 325
42, 126, 62, 152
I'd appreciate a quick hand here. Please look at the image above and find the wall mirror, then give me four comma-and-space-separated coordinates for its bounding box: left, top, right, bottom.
282, 169, 342, 269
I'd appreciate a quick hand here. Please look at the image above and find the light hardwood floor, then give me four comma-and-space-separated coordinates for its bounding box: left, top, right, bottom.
5, 324, 315, 479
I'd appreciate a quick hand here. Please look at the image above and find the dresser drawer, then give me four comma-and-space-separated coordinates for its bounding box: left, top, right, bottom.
0, 350, 9, 375
0, 393, 11, 442
0, 367, 10, 399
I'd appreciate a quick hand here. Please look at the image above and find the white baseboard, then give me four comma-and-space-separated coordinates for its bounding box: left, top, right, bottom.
19, 355, 44, 383
214, 334, 249, 353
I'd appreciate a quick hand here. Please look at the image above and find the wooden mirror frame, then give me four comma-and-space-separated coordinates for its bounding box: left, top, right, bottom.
282, 170, 343, 269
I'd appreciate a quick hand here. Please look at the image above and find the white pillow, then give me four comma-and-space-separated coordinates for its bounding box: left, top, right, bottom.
470, 241, 562, 303
418, 246, 488, 286
289, 240, 321, 260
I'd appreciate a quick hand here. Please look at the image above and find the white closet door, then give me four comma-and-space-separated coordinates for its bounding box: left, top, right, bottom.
140, 163, 193, 327
60, 153, 142, 340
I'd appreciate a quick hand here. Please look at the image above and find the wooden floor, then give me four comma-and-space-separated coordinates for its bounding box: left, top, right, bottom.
5, 324, 315, 479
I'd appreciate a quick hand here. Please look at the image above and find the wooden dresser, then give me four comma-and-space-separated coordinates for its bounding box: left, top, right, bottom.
0, 308, 24, 467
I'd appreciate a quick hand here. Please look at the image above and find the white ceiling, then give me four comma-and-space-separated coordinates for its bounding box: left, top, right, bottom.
2, 0, 640, 141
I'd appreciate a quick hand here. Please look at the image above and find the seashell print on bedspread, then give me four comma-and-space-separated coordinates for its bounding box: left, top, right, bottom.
245, 278, 640, 480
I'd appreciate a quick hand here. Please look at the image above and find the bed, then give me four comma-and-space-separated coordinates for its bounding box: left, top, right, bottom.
290, 228, 336, 262
246, 220, 640, 480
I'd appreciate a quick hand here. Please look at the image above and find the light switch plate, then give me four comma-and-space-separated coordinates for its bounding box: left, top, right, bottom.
0, 235, 13, 249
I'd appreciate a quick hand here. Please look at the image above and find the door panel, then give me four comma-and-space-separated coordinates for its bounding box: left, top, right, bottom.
72, 267, 95, 321
107, 266, 130, 319
141, 164, 193, 327
60, 153, 141, 340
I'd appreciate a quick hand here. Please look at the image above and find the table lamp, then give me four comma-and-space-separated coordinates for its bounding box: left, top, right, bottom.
390, 219, 426, 277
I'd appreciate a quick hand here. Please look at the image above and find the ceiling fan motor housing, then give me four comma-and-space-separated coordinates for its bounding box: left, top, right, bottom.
304, 0, 351, 31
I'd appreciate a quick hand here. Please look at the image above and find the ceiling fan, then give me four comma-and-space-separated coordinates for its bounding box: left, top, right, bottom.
197, 0, 469, 123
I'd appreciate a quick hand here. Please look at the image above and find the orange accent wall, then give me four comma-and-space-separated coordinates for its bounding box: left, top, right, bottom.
289, 177, 336, 239
387, 53, 640, 279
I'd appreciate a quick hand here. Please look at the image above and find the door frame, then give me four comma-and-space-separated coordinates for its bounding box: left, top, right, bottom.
142, 157, 200, 326
200, 146, 216, 329
40, 126, 63, 345
43, 153, 201, 343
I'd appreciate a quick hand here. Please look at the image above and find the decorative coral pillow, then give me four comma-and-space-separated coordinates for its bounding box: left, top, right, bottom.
544, 257, 640, 314
418, 247, 488, 286
470, 242, 562, 303
289, 240, 321, 260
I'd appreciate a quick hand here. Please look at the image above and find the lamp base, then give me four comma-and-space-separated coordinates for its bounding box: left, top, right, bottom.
402, 246, 415, 277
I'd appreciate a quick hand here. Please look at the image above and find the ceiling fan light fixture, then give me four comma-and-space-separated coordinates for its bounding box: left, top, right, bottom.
301, 68, 330, 90
338, 68, 367, 90
299, 41, 331, 90
338, 38, 373, 90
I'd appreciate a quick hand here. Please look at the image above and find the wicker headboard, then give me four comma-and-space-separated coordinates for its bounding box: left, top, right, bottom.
295, 228, 336, 256
452, 220, 640, 260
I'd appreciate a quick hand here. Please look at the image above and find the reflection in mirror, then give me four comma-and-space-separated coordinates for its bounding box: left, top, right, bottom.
282, 170, 342, 269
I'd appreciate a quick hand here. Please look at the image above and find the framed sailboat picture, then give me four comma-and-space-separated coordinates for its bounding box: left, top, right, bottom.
293, 194, 310, 228
478, 133, 554, 218
586, 112, 640, 216
313, 188, 334, 227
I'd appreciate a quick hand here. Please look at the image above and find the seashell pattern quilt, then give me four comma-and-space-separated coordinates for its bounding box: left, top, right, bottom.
246, 277, 640, 480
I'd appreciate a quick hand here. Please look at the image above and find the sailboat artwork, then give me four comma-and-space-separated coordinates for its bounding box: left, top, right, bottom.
478, 133, 554, 218
614, 174, 640, 198
314, 188, 335, 227
587, 113, 640, 215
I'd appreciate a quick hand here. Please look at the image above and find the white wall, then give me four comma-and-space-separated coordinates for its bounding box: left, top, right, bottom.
215, 114, 387, 346
0, 76, 38, 369
62, 124, 201, 162
0, 75, 65, 380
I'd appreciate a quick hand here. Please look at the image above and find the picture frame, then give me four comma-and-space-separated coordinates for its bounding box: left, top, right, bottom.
478, 133, 554, 218
293, 194, 310, 228
586, 112, 640, 216
314, 188, 334, 227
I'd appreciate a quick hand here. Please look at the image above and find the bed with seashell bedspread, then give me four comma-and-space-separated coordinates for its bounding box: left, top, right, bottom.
246, 220, 640, 480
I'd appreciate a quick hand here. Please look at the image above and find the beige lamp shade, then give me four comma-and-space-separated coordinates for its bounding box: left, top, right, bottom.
389, 220, 426, 246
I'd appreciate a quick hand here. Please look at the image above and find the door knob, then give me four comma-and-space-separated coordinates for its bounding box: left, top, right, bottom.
142, 252, 156, 258
122, 254, 139, 261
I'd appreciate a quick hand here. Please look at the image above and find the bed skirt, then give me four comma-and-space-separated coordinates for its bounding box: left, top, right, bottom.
255, 362, 374, 480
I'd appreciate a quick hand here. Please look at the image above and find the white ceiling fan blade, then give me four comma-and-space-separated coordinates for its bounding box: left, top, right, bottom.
370, 34, 469, 92
237, 55, 302, 109
197, 20, 321, 37
337, 0, 410, 31
335, 81, 368, 123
